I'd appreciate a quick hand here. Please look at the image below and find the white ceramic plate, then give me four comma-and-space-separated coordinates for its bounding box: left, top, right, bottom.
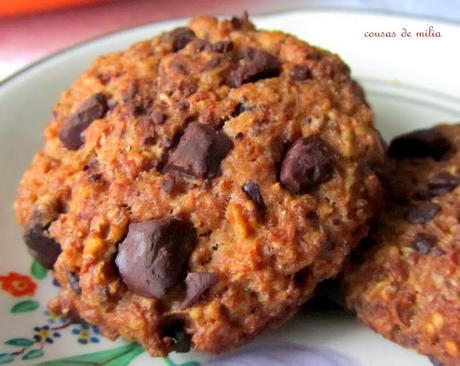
1, 9, 459, 366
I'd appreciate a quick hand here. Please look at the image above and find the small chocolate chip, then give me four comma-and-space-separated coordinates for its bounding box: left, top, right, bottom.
163, 320, 192, 353
407, 201, 441, 224
388, 128, 452, 160
115, 218, 196, 298
412, 233, 437, 255
242, 182, 266, 210
59, 93, 108, 150
229, 48, 281, 87
235, 132, 244, 140
24, 210, 62, 269
429, 356, 444, 366
66, 271, 81, 295
211, 41, 233, 53
181, 272, 218, 309
428, 171, 459, 196
151, 110, 166, 125
290, 65, 311, 81
165, 123, 233, 179
168, 27, 196, 51
280, 137, 333, 194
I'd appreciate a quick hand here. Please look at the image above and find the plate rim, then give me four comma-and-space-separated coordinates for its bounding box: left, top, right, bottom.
1, 6, 459, 90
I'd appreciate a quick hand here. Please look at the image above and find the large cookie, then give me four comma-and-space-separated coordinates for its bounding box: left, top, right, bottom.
344, 124, 460, 366
15, 15, 384, 355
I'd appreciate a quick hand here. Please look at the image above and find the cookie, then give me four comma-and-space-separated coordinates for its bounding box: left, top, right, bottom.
15, 14, 384, 355
344, 124, 460, 366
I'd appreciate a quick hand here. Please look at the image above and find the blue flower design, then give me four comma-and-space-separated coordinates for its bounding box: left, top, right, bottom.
71, 323, 100, 344
43, 309, 68, 325
33, 325, 61, 344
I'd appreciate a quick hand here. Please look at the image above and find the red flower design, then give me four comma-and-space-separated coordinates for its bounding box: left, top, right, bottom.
0, 272, 37, 297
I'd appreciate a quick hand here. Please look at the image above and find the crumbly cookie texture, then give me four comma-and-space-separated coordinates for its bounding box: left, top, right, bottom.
344, 124, 460, 366
15, 15, 383, 355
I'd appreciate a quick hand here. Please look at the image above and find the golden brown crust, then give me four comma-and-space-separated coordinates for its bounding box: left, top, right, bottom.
16, 15, 383, 355
344, 124, 460, 366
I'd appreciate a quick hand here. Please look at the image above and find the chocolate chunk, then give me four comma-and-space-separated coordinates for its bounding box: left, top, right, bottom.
211, 41, 233, 53
412, 233, 437, 255
163, 320, 192, 353
59, 93, 108, 150
280, 137, 333, 194
24, 210, 61, 269
290, 65, 311, 81
388, 128, 452, 160
66, 271, 81, 295
151, 110, 166, 125
429, 356, 444, 366
242, 182, 266, 210
115, 218, 196, 298
169, 27, 196, 51
181, 272, 217, 309
229, 48, 281, 87
165, 123, 233, 179
428, 171, 459, 196
407, 201, 441, 224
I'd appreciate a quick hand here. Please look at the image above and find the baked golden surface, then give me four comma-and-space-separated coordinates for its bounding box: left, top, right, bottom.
16, 15, 383, 355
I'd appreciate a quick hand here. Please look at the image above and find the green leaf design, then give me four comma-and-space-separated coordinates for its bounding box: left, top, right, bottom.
22, 349, 44, 360
30, 260, 48, 280
0, 353, 14, 364
10, 300, 39, 313
163, 358, 200, 366
4, 338, 34, 347
34, 342, 144, 366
